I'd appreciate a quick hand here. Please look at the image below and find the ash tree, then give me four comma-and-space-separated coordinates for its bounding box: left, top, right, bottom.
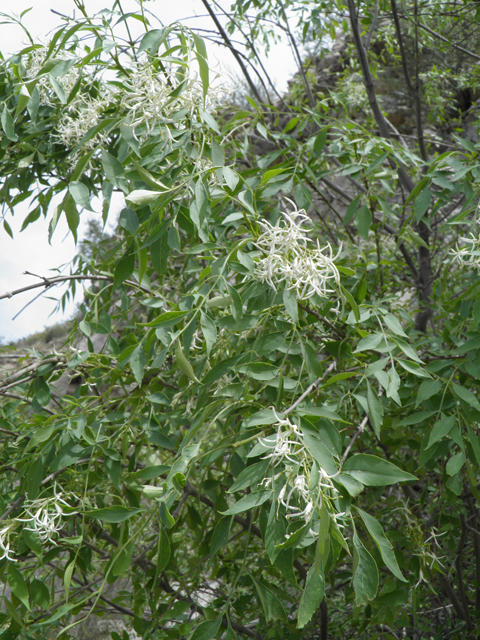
1, 0, 480, 638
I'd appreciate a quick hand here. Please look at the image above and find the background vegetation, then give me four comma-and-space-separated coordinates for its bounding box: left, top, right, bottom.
1, 0, 480, 638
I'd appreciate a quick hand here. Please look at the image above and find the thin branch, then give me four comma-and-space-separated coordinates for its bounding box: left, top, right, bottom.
0, 391, 56, 415
340, 415, 369, 466
278, 0, 315, 108
298, 303, 346, 339
347, 0, 415, 194
285, 363, 336, 415
199, 0, 264, 104
0, 273, 150, 301
413, 19, 480, 61
364, 0, 379, 51
390, 0, 428, 162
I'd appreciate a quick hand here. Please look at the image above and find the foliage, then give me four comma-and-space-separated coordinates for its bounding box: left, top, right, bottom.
1, 0, 480, 638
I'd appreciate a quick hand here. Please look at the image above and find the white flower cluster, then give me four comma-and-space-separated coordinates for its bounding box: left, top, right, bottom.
120, 62, 228, 137
450, 227, 480, 271
0, 490, 76, 562
24, 47, 80, 107
261, 410, 337, 523
55, 95, 110, 163
254, 202, 341, 301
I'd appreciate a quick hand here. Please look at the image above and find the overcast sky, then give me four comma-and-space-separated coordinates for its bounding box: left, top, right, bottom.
0, 0, 297, 343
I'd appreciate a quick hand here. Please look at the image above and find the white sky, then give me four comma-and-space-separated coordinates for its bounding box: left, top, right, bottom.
0, 0, 297, 343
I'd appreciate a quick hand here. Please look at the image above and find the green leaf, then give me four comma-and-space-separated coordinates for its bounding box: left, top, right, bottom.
130, 344, 146, 386
301, 431, 338, 476
84, 506, 143, 523
244, 408, 281, 429
138, 28, 169, 54
119, 123, 140, 155
69, 181, 94, 212
416, 379, 442, 407
190, 617, 222, 640
237, 362, 278, 381
222, 491, 271, 515
352, 532, 378, 605
297, 565, 325, 628
446, 452, 465, 476
156, 527, 171, 573
452, 383, 480, 412
260, 167, 289, 186
223, 166, 239, 190
344, 195, 361, 224
113, 244, 135, 288
15, 84, 31, 117
1, 105, 18, 141
427, 414, 455, 448
102, 150, 125, 184
283, 288, 298, 323
63, 560, 75, 599
356, 508, 406, 581
252, 576, 287, 622
396, 358, 430, 377
229, 459, 270, 493
27, 457, 44, 501
210, 516, 232, 557
367, 382, 383, 439
467, 423, 480, 468
313, 128, 328, 154
393, 337, 424, 364
8, 564, 30, 610
354, 333, 383, 353
200, 312, 217, 356
34, 377, 51, 406
175, 340, 199, 382
192, 33, 209, 98
112, 542, 135, 577
143, 310, 188, 328
342, 285, 360, 322
30, 579, 50, 610
336, 473, 364, 497
343, 454, 416, 486
63, 193, 79, 244
119, 208, 139, 235
414, 188, 431, 222
355, 205, 372, 240
125, 190, 162, 206
383, 313, 407, 337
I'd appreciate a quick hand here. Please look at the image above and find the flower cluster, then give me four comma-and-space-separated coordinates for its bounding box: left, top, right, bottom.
260, 410, 337, 524
254, 202, 340, 301
450, 227, 480, 271
24, 47, 80, 107
0, 490, 76, 562
55, 95, 110, 164
120, 62, 228, 137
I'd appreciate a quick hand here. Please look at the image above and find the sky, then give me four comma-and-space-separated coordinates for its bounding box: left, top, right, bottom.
0, 0, 298, 343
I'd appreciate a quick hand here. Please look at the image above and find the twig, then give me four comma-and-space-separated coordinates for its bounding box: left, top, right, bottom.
0, 391, 56, 415
0, 274, 150, 301
298, 303, 346, 339
340, 415, 369, 466
413, 19, 480, 61
285, 363, 336, 415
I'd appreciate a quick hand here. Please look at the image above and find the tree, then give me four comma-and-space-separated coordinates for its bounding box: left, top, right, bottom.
1, 0, 480, 638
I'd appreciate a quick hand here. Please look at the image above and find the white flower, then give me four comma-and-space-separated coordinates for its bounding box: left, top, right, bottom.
0, 522, 18, 562
24, 46, 80, 107
55, 95, 109, 163
16, 491, 76, 544
450, 228, 480, 270
120, 62, 228, 138
254, 200, 340, 301
259, 410, 304, 466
